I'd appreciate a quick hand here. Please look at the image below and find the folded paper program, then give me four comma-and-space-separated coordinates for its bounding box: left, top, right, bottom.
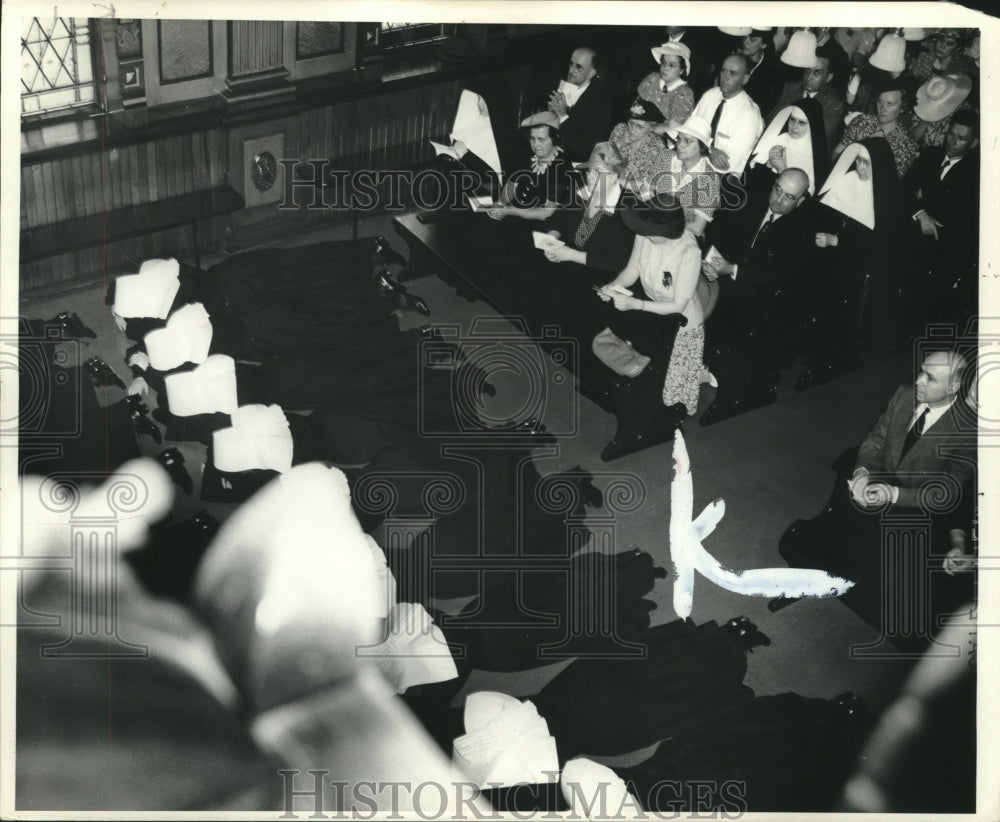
144, 302, 213, 371
366, 602, 458, 694
212, 404, 293, 474
114, 257, 181, 319
164, 354, 239, 417
452, 692, 559, 788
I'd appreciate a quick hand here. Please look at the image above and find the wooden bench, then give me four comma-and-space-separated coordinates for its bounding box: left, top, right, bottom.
19, 186, 244, 268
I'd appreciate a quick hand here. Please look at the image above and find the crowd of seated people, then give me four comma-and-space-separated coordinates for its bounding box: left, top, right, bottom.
17, 23, 981, 816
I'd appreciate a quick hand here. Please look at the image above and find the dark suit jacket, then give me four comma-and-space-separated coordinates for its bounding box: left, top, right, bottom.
856, 386, 976, 510
903, 147, 979, 259
708, 190, 816, 291
769, 82, 846, 149
560, 78, 613, 163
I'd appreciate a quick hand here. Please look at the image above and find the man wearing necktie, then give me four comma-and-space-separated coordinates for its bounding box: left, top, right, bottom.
697, 168, 815, 424
775, 348, 976, 630
690, 53, 763, 173
903, 109, 980, 329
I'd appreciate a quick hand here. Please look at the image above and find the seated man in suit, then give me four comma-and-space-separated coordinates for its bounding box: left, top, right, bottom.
769, 45, 847, 149
904, 108, 980, 330
774, 348, 977, 640
690, 53, 764, 174
699, 168, 815, 425
547, 46, 612, 163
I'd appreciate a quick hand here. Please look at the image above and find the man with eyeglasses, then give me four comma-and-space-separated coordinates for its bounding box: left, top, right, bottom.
697, 168, 816, 424
546, 46, 612, 162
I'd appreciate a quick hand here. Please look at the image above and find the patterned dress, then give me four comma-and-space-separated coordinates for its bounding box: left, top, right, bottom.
636, 73, 696, 125
609, 123, 672, 191
662, 322, 705, 415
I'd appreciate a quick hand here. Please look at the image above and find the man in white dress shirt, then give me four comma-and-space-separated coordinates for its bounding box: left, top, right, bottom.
691, 53, 764, 174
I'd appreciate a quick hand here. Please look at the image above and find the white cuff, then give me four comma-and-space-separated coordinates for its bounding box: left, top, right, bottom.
558, 113, 569, 124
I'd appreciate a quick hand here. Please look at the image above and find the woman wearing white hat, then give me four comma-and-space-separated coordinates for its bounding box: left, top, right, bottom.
656, 116, 722, 238
909, 73, 974, 149
483, 111, 575, 222
637, 42, 695, 131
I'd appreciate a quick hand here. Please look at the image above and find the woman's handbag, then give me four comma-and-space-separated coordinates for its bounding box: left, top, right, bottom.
592, 327, 651, 378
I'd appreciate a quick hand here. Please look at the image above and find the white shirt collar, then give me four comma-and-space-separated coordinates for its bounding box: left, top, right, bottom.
660, 77, 686, 93
911, 398, 955, 433
563, 78, 591, 107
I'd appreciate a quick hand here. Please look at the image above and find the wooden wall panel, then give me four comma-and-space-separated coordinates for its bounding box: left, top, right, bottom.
21, 67, 535, 291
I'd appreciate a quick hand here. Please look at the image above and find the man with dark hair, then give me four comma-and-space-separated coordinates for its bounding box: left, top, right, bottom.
741, 28, 781, 114
547, 46, 612, 162
903, 109, 980, 328
769, 46, 848, 147
690, 53, 764, 173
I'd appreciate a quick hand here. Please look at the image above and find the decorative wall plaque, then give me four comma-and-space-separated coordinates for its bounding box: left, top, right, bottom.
251, 151, 277, 191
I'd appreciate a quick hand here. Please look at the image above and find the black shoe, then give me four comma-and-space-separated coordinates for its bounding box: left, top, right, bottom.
84, 356, 128, 390
699, 390, 777, 426
52, 311, 97, 339
376, 269, 405, 296
767, 595, 802, 612
402, 293, 432, 316
373, 235, 408, 268
723, 616, 772, 653
125, 395, 162, 444
156, 447, 193, 495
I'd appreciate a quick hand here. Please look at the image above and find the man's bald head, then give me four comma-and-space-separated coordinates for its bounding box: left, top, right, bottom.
768, 168, 809, 215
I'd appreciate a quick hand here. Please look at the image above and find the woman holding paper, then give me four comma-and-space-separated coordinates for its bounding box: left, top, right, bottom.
535, 141, 633, 276
594, 194, 705, 461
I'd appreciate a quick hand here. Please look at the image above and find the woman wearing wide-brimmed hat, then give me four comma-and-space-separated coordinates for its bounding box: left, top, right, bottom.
909, 73, 974, 149
637, 41, 696, 130
593, 193, 704, 460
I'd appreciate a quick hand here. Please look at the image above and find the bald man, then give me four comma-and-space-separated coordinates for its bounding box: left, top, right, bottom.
699, 168, 817, 424
547, 46, 612, 162
850, 350, 974, 510
774, 348, 977, 627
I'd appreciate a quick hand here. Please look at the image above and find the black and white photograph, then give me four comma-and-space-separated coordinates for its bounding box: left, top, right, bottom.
1, 1, 997, 818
